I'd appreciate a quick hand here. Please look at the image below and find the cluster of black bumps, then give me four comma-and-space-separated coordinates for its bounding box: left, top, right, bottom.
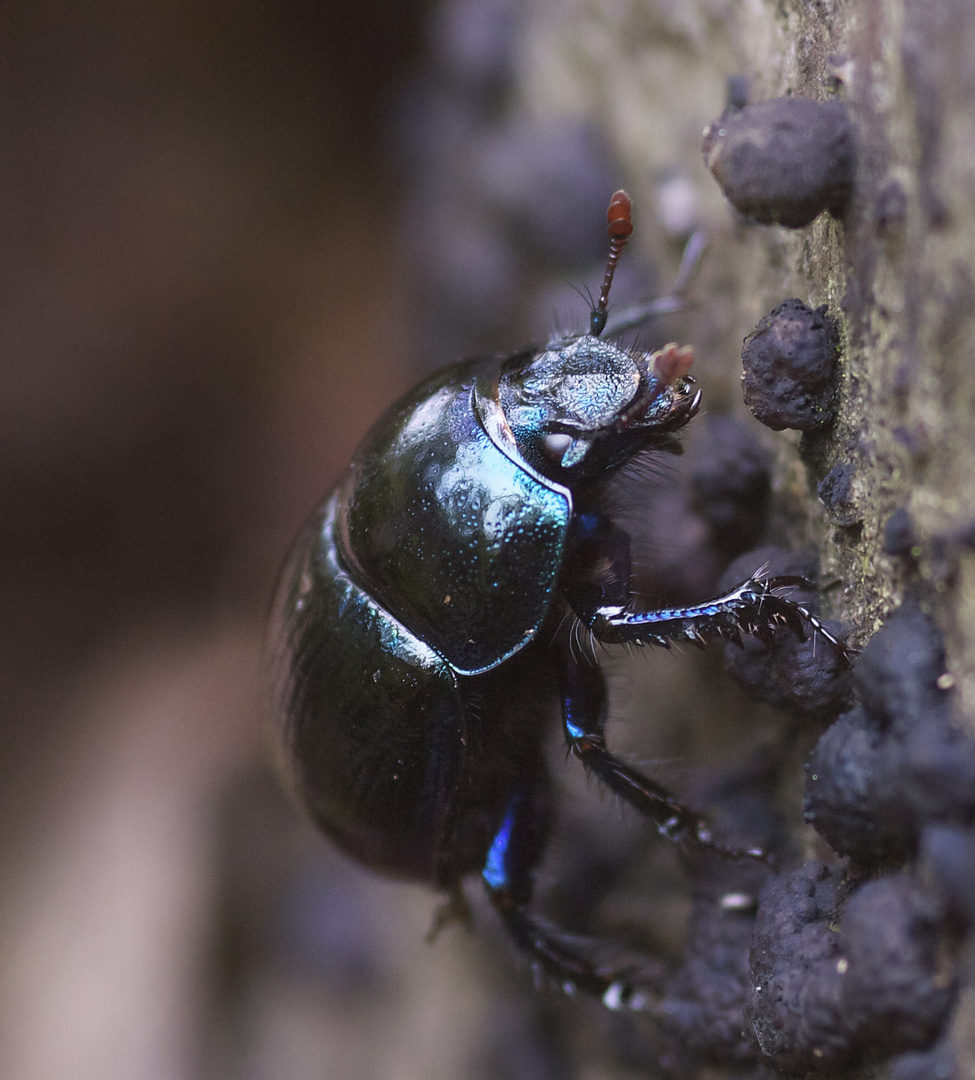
699, 91, 973, 1076
746, 606, 972, 1075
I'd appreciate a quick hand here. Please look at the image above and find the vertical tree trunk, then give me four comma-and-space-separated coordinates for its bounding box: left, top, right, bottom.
517, 0, 975, 1073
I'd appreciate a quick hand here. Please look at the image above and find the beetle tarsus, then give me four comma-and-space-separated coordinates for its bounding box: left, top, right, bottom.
583, 574, 853, 667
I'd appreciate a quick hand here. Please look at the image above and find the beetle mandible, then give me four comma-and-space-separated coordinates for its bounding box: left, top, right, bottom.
268, 191, 847, 1008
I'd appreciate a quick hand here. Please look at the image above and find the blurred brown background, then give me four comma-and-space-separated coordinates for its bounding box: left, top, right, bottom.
0, 3, 836, 1078
0, 3, 657, 1078
0, 3, 433, 1077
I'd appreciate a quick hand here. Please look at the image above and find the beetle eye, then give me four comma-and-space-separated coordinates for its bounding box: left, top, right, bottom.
542, 433, 591, 469
542, 432, 574, 463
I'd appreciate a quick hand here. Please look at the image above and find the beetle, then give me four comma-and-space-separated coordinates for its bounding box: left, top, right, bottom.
268, 191, 847, 1008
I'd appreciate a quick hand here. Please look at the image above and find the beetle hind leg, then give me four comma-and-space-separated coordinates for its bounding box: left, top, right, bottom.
481, 788, 666, 1009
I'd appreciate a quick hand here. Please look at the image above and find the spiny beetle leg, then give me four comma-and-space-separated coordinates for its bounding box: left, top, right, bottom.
559, 647, 773, 865
586, 574, 852, 666
481, 789, 666, 1010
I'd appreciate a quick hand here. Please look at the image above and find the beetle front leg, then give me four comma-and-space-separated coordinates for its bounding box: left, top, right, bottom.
562, 511, 848, 661
587, 574, 849, 662
559, 646, 769, 862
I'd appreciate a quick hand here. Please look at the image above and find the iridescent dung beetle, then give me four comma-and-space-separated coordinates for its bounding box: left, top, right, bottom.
268, 191, 848, 1008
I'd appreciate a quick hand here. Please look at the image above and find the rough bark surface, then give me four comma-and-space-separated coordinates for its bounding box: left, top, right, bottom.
507, 0, 975, 1075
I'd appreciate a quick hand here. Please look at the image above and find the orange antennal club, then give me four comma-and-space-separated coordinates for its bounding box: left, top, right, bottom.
590, 190, 633, 337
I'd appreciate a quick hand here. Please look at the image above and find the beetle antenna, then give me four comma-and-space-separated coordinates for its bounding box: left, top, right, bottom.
590, 190, 633, 338
600, 229, 708, 338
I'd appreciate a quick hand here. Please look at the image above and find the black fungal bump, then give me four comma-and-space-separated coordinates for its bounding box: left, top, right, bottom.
702, 96, 856, 228
656, 843, 774, 1070
888, 1040, 959, 1080
831, 877, 955, 1054
618, 414, 774, 604
920, 824, 975, 930
747, 863, 956, 1074
804, 706, 915, 862
818, 463, 863, 537
817, 462, 858, 524
741, 299, 841, 433
805, 606, 975, 864
720, 546, 852, 720
746, 861, 847, 1072
853, 605, 948, 726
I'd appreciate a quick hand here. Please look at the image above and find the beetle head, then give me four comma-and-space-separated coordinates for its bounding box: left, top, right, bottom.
498, 335, 700, 478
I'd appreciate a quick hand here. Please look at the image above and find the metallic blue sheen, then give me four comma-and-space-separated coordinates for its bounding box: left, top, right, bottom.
340, 359, 571, 675
482, 800, 518, 891
268, 327, 699, 894
565, 718, 585, 741
269, 495, 467, 880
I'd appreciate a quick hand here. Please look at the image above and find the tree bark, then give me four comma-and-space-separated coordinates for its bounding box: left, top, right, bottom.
516, 0, 975, 1074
